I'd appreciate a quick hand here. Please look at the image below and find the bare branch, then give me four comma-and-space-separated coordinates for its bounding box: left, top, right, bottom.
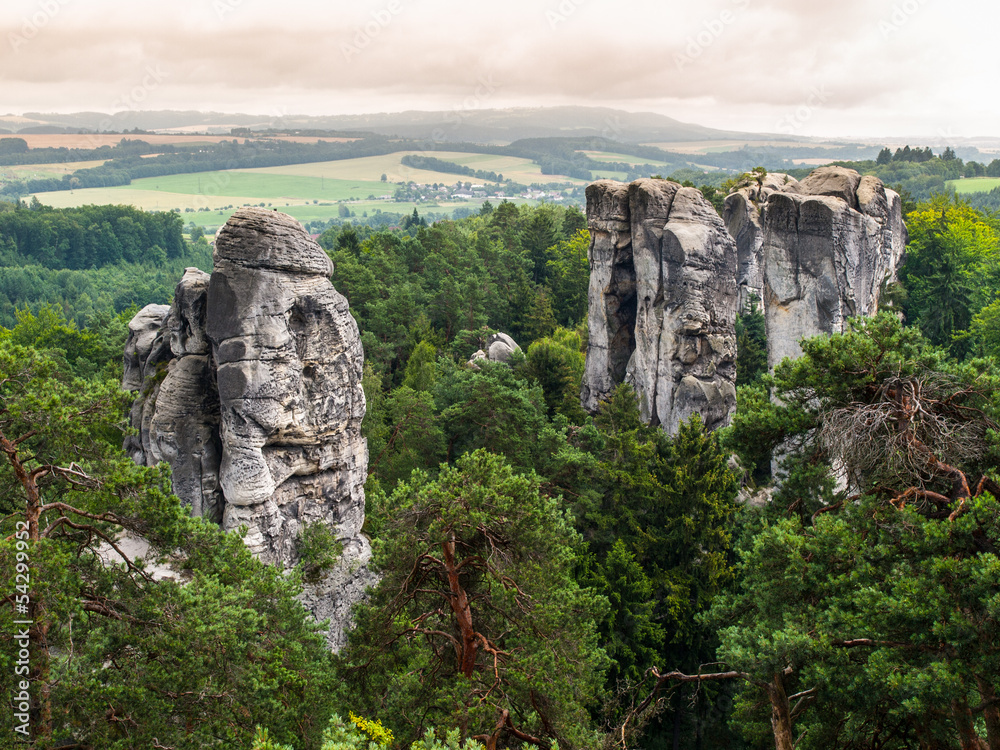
45, 518, 153, 584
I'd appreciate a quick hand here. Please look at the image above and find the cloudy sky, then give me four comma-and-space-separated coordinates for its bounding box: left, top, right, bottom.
2, 0, 997, 139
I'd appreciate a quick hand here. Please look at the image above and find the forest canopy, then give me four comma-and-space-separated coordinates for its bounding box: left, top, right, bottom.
0, 190, 997, 750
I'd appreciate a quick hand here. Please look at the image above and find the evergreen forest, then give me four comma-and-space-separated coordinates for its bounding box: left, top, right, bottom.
0, 186, 998, 750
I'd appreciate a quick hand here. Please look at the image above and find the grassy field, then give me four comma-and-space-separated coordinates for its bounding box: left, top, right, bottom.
3, 134, 356, 149
947, 177, 1000, 194
242, 151, 579, 186
5, 146, 573, 189
131, 172, 392, 201
30, 186, 288, 212
579, 150, 672, 167
2, 160, 108, 177
236, 153, 500, 185
642, 140, 848, 154
423, 153, 585, 184
28, 149, 586, 213
26, 148, 571, 232
0, 160, 110, 190
31, 171, 394, 212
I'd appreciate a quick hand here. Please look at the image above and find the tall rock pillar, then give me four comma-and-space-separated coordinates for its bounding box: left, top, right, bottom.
124, 208, 373, 649
581, 179, 738, 433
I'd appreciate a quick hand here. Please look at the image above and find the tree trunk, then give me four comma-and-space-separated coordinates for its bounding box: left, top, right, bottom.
442, 536, 478, 678
1, 437, 52, 742
952, 699, 987, 750
766, 673, 795, 750
976, 678, 1000, 750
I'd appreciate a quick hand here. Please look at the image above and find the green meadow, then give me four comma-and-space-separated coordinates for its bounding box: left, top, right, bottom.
947, 176, 1000, 194
579, 150, 672, 167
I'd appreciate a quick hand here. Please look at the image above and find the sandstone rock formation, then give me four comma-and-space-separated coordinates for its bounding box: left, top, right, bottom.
581, 179, 738, 433
469, 332, 520, 365
124, 208, 373, 649
124, 270, 223, 523
759, 167, 907, 367
582, 167, 906, 433
723, 173, 798, 309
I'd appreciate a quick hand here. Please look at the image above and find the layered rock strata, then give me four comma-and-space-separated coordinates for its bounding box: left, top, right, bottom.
581, 179, 739, 433
123, 208, 372, 649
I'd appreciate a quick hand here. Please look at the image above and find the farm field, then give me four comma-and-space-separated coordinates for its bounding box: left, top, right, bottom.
579, 151, 672, 167
180, 199, 509, 234
642, 140, 846, 154
126, 172, 392, 201
0, 160, 110, 189
30, 186, 293, 212
947, 177, 1000, 194
239, 151, 582, 186
0, 139, 568, 187
29, 150, 584, 214
30, 170, 395, 212
236, 153, 506, 185
421, 153, 585, 185
2, 133, 357, 149
2, 160, 108, 177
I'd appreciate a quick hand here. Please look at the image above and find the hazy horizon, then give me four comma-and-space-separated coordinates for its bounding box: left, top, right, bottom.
3, 0, 998, 141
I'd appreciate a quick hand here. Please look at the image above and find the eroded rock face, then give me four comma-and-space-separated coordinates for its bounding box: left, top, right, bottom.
723, 173, 798, 309
580, 181, 635, 413
761, 167, 907, 368
124, 272, 223, 522
582, 179, 738, 433
123, 208, 372, 649
721, 167, 907, 369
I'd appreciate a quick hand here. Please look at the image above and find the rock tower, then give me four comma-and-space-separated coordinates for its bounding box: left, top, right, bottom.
124, 208, 373, 649
581, 179, 739, 432
583, 167, 907, 431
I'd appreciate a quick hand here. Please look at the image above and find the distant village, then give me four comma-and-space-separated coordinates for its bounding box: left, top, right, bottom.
388, 179, 575, 204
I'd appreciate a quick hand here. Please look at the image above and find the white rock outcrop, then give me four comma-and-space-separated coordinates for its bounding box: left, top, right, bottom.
723, 173, 798, 310
469, 332, 521, 365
